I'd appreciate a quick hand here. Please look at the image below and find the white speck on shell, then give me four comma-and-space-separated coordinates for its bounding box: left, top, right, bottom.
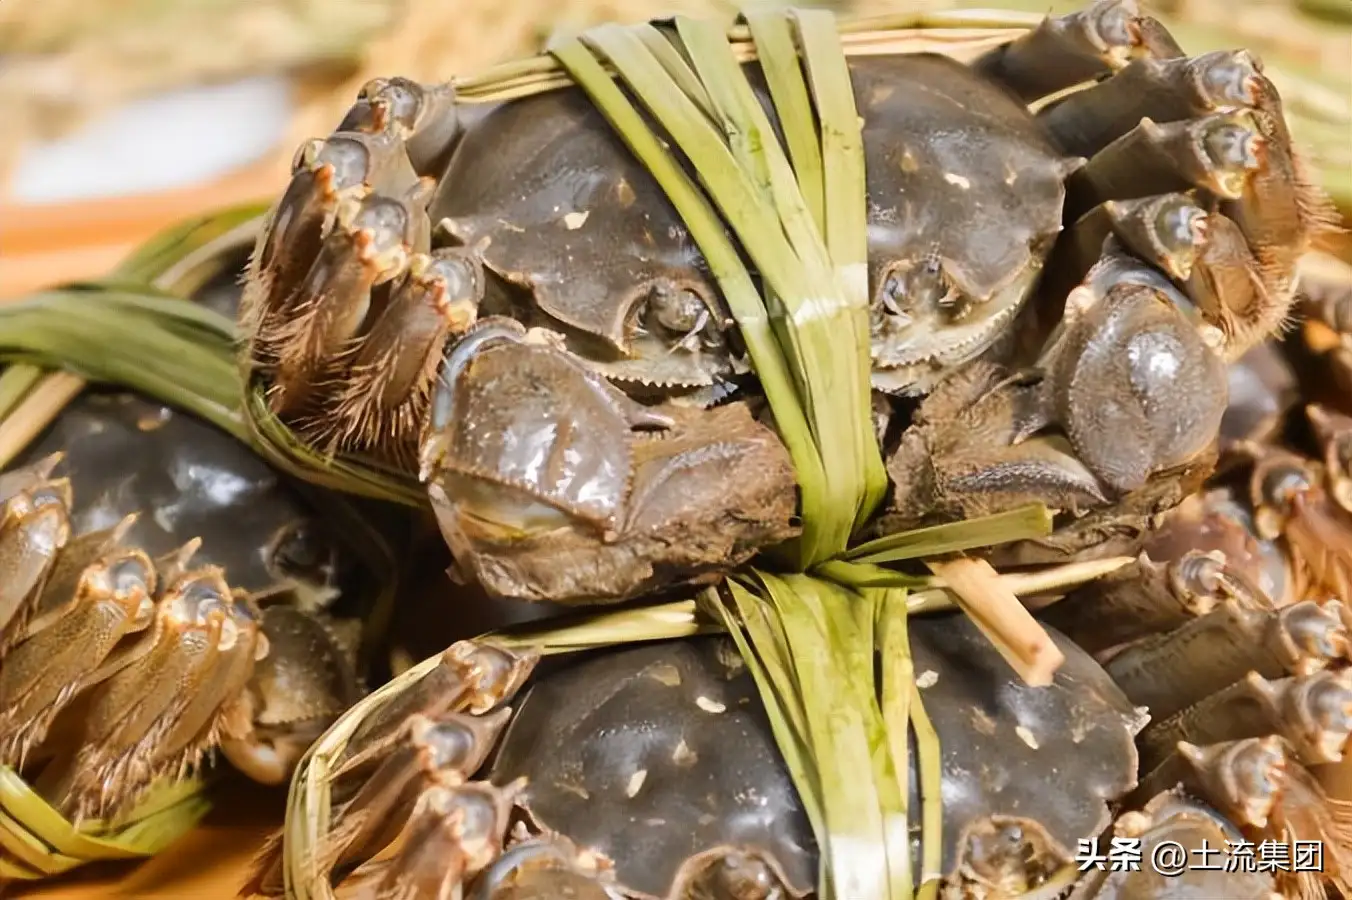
626, 769, 648, 798
563, 210, 590, 230
695, 696, 726, 714
916, 670, 939, 689
1016, 726, 1040, 750
944, 172, 971, 189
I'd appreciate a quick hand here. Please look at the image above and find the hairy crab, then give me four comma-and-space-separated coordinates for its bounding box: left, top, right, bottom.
238, 0, 1335, 605
242, 615, 1316, 899
1037, 353, 1352, 900
0, 390, 373, 822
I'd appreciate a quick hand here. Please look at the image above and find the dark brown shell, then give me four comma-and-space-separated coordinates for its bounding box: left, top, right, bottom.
910, 613, 1142, 885
488, 636, 817, 898
433, 87, 722, 358
16, 391, 354, 600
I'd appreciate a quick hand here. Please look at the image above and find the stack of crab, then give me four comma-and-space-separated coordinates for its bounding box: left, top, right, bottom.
3, 0, 1352, 898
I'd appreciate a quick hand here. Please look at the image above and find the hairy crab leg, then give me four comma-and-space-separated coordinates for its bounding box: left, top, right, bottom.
1141, 737, 1352, 897
1138, 668, 1352, 771
0, 455, 72, 648
0, 518, 157, 769
335, 641, 538, 782
248, 637, 538, 897
1104, 599, 1350, 722
245, 706, 514, 897
1041, 548, 1270, 656
34, 565, 243, 821
973, 0, 1181, 103
318, 246, 483, 463
1308, 404, 1352, 515
241, 78, 476, 462
1034, 40, 1334, 351
1242, 442, 1352, 601
336, 776, 524, 900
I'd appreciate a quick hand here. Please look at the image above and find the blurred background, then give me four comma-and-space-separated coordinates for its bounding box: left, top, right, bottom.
0, 0, 1348, 300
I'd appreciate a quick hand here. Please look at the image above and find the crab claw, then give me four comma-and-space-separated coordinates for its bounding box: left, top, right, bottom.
219, 605, 360, 787
470, 837, 615, 900
419, 319, 798, 604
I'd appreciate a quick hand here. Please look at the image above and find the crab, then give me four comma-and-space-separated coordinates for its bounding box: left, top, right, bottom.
243, 611, 1318, 899
0, 390, 370, 821
1035, 382, 1352, 899
235, 0, 1335, 605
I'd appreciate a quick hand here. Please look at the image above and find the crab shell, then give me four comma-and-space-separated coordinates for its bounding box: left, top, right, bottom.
488, 615, 1142, 899
434, 53, 1069, 400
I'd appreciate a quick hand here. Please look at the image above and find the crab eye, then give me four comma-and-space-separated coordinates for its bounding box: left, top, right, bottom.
644, 284, 724, 353
269, 520, 338, 587
877, 259, 968, 322
650, 285, 707, 333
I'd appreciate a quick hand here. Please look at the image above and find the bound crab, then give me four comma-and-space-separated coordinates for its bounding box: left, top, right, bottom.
238, 0, 1336, 605
0, 389, 374, 825
1037, 351, 1352, 899
244, 614, 1322, 899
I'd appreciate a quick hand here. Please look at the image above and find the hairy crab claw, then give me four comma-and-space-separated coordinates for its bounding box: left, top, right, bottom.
416, 318, 798, 604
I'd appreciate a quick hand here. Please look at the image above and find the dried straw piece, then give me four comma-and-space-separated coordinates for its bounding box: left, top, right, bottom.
925, 557, 1065, 686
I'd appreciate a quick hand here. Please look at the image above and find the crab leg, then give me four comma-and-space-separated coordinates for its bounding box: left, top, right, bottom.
1309, 405, 1352, 515
317, 247, 484, 461
242, 78, 475, 461
35, 566, 245, 820
1139, 668, 1352, 771
1040, 548, 1267, 655
149, 595, 267, 780
0, 521, 156, 768
1041, 39, 1333, 352
334, 641, 537, 782
1041, 194, 1211, 307
336, 777, 523, 900
1106, 599, 1349, 720
0, 455, 72, 648
973, 0, 1181, 103
1243, 443, 1352, 600
331, 711, 511, 878
1063, 111, 1263, 221
1149, 737, 1352, 896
